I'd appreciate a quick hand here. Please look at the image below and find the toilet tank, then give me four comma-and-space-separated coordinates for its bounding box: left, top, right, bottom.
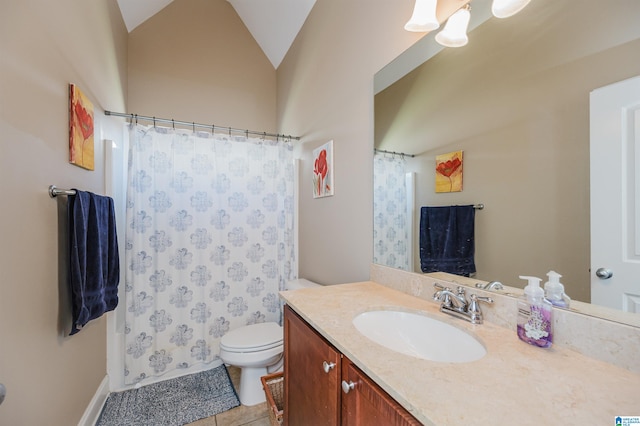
286, 278, 321, 290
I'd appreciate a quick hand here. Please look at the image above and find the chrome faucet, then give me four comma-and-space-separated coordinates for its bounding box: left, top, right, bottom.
475, 281, 504, 291
433, 286, 467, 310
433, 283, 493, 324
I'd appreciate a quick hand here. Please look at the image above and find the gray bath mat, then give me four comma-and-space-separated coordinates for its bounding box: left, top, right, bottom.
97, 365, 240, 426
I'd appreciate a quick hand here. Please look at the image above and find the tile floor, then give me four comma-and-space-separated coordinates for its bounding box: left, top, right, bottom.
187, 366, 272, 426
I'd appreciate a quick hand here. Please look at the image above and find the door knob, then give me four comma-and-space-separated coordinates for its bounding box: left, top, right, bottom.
595, 268, 613, 279
322, 361, 336, 373
341, 380, 355, 394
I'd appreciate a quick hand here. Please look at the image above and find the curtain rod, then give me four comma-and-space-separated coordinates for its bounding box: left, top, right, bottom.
104, 111, 301, 141
374, 148, 415, 158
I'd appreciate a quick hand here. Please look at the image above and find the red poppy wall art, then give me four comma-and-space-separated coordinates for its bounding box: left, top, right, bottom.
435, 150, 463, 193
313, 140, 334, 198
69, 83, 95, 170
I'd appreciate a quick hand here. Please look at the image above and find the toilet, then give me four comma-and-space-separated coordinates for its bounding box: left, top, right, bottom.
219, 278, 320, 406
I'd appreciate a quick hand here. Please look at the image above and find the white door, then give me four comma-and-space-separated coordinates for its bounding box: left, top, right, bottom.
590, 76, 640, 312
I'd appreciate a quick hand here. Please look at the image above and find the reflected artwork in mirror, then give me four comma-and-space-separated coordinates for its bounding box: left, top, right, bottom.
373, 0, 640, 322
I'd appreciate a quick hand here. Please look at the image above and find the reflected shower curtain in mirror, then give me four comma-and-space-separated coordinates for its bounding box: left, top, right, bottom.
373, 153, 410, 270
124, 124, 295, 385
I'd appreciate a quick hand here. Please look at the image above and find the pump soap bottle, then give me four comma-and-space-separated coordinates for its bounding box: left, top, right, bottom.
544, 270, 571, 308
517, 276, 553, 348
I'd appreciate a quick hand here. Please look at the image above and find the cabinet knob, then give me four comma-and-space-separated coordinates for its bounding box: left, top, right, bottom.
341, 380, 356, 394
322, 361, 336, 373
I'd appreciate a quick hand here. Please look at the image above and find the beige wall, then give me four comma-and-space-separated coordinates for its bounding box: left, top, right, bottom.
127, 0, 277, 131
0, 0, 127, 424
276, 0, 466, 285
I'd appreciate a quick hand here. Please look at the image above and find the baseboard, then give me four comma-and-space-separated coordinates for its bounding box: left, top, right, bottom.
78, 376, 109, 426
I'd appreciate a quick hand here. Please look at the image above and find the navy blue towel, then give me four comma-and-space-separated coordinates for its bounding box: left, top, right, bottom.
419, 205, 476, 276
68, 190, 120, 335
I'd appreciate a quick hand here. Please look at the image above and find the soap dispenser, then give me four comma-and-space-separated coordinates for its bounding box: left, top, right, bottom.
517, 276, 553, 348
544, 270, 571, 308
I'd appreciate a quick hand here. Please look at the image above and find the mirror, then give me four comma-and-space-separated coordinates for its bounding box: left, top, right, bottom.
373, 0, 640, 317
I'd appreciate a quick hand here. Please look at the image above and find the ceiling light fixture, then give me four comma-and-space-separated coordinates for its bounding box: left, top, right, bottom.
491, 0, 531, 18
404, 0, 440, 32
435, 4, 471, 48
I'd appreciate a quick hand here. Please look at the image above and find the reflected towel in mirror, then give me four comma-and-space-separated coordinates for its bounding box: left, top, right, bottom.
419, 205, 475, 277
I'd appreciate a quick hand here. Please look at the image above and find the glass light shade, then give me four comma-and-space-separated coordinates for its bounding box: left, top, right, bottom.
404, 0, 440, 32
491, 0, 531, 18
435, 7, 470, 48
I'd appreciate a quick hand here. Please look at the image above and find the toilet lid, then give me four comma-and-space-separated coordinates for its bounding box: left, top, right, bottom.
220, 322, 283, 352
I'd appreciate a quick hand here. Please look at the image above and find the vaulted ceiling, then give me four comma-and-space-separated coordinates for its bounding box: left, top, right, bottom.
116, 0, 316, 68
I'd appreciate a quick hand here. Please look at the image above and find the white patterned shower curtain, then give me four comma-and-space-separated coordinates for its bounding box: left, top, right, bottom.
373, 152, 411, 271
123, 124, 295, 385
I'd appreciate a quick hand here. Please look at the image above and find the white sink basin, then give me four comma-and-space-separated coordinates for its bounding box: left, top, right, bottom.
352, 310, 486, 363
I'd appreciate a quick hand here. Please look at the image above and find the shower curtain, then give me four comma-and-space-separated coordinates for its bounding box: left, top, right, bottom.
123, 124, 295, 385
373, 152, 410, 270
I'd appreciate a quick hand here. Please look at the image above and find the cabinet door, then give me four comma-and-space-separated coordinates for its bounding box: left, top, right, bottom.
341, 357, 422, 426
284, 305, 342, 426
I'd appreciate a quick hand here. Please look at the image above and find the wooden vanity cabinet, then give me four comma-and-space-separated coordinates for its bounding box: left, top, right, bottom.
284, 305, 421, 426
341, 358, 421, 426
284, 304, 342, 425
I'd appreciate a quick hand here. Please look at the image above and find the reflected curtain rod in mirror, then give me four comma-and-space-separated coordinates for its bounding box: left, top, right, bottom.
374, 148, 415, 158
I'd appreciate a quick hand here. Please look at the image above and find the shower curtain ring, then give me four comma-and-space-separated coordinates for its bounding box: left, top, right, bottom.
193, 122, 196, 132
153, 116, 156, 127
172, 119, 175, 129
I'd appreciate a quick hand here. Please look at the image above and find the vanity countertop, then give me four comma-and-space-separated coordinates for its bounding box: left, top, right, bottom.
280, 281, 640, 425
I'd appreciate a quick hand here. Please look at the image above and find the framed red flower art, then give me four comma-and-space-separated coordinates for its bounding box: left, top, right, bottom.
313, 140, 334, 198
435, 150, 463, 193
69, 83, 95, 170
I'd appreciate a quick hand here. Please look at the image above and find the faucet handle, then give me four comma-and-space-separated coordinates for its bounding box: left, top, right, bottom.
433, 282, 446, 291
468, 294, 494, 324
470, 293, 494, 305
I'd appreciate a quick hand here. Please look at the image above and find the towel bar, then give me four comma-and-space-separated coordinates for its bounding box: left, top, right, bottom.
49, 185, 76, 198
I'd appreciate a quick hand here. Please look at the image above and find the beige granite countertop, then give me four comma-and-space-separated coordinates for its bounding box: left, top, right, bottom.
280, 281, 640, 426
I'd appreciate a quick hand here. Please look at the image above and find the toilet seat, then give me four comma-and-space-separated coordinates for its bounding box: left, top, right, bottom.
220, 322, 283, 353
